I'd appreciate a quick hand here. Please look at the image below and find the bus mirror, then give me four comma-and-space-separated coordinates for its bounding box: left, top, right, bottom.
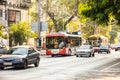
66, 38, 68, 43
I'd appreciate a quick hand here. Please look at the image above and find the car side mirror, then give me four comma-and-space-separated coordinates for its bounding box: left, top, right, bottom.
28, 52, 31, 54
28, 50, 32, 54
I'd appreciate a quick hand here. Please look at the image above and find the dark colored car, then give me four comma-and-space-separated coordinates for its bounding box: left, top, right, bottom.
93, 47, 99, 53
98, 45, 110, 53
0, 45, 40, 70
115, 43, 120, 51
76, 45, 95, 57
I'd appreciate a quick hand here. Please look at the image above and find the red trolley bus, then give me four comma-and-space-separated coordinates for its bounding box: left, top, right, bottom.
46, 32, 82, 57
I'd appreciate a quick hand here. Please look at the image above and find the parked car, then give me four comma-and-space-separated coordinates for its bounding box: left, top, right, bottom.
110, 44, 116, 49
76, 45, 95, 57
93, 46, 99, 53
0, 45, 40, 70
98, 45, 110, 53
115, 43, 120, 51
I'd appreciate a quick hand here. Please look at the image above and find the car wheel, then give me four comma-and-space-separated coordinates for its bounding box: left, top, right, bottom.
34, 58, 40, 67
92, 53, 95, 57
68, 50, 72, 55
22, 60, 27, 69
115, 49, 117, 51
0, 67, 4, 70
76, 54, 79, 57
89, 53, 91, 57
107, 51, 109, 54
109, 51, 111, 53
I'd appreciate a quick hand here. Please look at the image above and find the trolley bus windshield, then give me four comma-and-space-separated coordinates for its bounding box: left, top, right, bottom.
46, 36, 65, 49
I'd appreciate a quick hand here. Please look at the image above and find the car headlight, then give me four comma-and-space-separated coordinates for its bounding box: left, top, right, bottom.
14, 58, 23, 62
0, 59, 3, 62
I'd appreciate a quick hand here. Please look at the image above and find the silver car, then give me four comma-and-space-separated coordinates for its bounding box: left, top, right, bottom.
76, 45, 95, 57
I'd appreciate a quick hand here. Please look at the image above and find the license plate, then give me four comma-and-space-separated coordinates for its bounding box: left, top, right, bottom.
52, 50, 58, 54
53, 52, 58, 54
4, 62, 12, 65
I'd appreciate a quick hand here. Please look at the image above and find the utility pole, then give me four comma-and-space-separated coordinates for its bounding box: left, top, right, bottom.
37, 0, 42, 50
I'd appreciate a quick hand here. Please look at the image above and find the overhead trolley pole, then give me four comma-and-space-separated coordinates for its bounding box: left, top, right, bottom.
37, 0, 42, 50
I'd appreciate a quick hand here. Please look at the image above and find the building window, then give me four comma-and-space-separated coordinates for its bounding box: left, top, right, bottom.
27, 0, 31, 3
0, 9, 2, 17
16, 11, 21, 22
8, 10, 16, 21
8, 9, 21, 26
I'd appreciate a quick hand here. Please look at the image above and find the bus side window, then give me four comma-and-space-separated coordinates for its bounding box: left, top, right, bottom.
68, 38, 72, 47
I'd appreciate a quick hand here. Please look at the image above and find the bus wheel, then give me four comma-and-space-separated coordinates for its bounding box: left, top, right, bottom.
68, 50, 72, 55
52, 55, 54, 57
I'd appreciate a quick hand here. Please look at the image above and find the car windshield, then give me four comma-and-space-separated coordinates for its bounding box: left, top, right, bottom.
46, 36, 65, 49
79, 45, 90, 49
7, 47, 28, 55
12, 48, 28, 55
100, 45, 108, 49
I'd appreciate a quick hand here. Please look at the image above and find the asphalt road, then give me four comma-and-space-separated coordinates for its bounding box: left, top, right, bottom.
0, 50, 120, 80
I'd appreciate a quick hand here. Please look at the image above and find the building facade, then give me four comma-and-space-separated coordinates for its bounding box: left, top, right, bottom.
0, 0, 31, 28
0, 0, 31, 47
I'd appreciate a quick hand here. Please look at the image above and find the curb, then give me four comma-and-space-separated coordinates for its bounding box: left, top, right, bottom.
39, 50, 46, 56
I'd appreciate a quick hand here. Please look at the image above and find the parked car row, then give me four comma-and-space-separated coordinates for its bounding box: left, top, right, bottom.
76, 44, 111, 57
109, 43, 120, 51
114, 43, 120, 51
98, 45, 110, 53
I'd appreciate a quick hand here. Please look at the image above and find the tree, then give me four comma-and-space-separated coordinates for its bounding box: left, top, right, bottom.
80, 0, 120, 25
0, 24, 8, 39
8, 22, 32, 46
0, 25, 4, 37
109, 19, 120, 43
30, 12, 38, 22
67, 20, 80, 32
78, 0, 120, 41
41, 0, 82, 32
29, 1, 38, 22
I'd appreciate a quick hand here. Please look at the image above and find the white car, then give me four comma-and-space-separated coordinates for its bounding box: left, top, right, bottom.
76, 45, 95, 57
115, 43, 120, 51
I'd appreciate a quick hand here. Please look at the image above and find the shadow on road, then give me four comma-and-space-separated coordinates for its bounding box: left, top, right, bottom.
0, 65, 35, 71
44, 55, 74, 58
71, 71, 120, 80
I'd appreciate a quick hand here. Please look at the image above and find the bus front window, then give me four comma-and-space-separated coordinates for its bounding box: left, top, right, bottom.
46, 37, 65, 49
